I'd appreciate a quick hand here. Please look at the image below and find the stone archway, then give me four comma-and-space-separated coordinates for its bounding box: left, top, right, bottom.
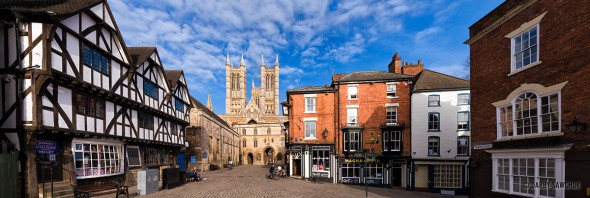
264, 147, 275, 164
247, 153, 253, 165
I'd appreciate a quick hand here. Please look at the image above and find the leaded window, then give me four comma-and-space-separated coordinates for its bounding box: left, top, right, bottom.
76, 94, 105, 119
144, 81, 158, 99
83, 44, 109, 75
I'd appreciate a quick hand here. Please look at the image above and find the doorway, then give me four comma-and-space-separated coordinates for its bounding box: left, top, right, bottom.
247, 153, 253, 165
391, 164, 402, 186
264, 147, 274, 164
291, 151, 302, 176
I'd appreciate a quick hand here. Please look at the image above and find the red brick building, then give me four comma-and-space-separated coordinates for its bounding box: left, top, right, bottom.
333, 53, 422, 187
285, 86, 336, 182
466, 1, 590, 197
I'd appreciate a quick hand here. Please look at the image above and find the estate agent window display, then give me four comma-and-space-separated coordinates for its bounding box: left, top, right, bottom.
72, 140, 123, 178
311, 146, 331, 177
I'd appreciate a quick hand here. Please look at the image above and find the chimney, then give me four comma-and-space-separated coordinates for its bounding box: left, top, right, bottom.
402, 59, 425, 76
332, 74, 347, 82
388, 52, 402, 74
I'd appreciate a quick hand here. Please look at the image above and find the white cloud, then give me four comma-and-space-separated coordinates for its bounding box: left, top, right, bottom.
415, 27, 442, 42
322, 33, 365, 63
301, 47, 319, 57
280, 66, 304, 75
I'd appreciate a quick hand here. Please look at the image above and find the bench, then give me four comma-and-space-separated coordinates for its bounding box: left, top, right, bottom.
72, 181, 129, 198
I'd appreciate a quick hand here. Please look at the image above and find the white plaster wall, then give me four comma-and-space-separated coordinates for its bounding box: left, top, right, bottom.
411, 90, 470, 159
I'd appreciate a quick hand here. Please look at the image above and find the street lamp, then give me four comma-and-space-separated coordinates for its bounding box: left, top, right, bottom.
567, 116, 586, 133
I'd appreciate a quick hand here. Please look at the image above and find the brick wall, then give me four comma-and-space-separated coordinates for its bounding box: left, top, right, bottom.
288, 91, 336, 144
470, 0, 590, 155
337, 82, 412, 156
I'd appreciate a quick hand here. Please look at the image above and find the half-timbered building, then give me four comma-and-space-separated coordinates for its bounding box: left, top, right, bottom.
0, 1, 191, 197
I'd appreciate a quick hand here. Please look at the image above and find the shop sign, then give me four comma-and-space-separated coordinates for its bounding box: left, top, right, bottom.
342, 178, 360, 184
366, 178, 382, 185
35, 140, 58, 155
343, 157, 381, 164
190, 155, 197, 164
473, 141, 493, 150
312, 172, 329, 178
364, 139, 379, 144
203, 152, 207, 158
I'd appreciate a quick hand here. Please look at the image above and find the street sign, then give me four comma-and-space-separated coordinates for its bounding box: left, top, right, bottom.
35, 140, 58, 155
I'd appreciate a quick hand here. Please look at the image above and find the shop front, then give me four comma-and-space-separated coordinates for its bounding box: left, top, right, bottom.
339, 156, 408, 187
287, 144, 336, 182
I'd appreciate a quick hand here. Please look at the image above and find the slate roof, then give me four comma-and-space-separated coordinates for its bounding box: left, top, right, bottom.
0, 0, 101, 16
337, 70, 413, 83
127, 47, 156, 66
287, 86, 334, 94
413, 69, 469, 91
189, 96, 231, 128
164, 70, 182, 89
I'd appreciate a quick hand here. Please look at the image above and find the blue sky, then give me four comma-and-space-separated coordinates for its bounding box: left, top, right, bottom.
109, 0, 503, 115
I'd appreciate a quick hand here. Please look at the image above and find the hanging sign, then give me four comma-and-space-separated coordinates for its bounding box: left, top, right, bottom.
191, 155, 197, 164
35, 140, 58, 155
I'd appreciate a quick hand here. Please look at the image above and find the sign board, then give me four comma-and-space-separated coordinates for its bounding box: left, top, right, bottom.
203, 152, 207, 159
35, 140, 58, 155
473, 144, 493, 150
191, 155, 197, 164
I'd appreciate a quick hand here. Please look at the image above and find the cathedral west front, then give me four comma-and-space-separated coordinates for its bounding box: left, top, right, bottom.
220, 54, 287, 165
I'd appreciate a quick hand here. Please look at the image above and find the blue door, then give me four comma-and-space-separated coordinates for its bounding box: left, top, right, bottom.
177, 152, 186, 170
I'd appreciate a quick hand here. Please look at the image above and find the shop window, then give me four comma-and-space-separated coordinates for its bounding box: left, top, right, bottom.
434, 165, 462, 188
144, 147, 169, 166
341, 164, 361, 183
127, 146, 141, 167
312, 146, 330, 177
73, 141, 123, 178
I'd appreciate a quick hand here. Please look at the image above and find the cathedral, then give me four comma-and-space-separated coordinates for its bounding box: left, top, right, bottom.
220, 54, 288, 165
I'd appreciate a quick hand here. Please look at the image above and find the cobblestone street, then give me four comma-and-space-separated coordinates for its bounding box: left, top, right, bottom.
131, 165, 464, 198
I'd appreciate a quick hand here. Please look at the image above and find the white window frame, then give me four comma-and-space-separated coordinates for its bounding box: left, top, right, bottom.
347, 105, 359, 126
434, 164, 462, 188
506, 12, 546, 76
385, 105, 398, 125
457, 111, 470, 131
383, 130, 401, 152
304, 118, 317, 139
489, 147, 568, 198
495, 92, 561, 139
126, 145, 142, 167
386, 83, 397, 98
304, 94, 317, 113
344, 130, 361, 152
348, 85, 358, 100
72, 139, 124, 179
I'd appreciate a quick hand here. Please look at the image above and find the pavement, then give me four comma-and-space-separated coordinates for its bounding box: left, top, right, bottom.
96, 165, 467, 198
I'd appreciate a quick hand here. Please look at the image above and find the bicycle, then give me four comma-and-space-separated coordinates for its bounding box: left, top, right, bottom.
265, 171, 280, 180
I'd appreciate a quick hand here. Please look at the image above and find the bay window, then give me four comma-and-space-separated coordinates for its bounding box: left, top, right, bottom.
343, 130, 360, 152
73, 140, 123, 179
383, 130, 401, 151
496, 91, 560, 139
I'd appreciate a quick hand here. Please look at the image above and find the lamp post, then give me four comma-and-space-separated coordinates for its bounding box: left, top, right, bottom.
567, 116, 586, 133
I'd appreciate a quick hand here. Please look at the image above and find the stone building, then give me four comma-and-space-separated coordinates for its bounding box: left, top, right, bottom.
188, 95, 239, 171
220, 54, 287, 165
466, 1, 590, 197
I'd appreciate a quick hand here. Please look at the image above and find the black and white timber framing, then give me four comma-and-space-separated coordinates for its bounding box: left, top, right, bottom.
0, 0, 192, 196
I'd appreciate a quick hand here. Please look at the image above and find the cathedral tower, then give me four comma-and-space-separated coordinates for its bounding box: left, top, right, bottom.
225, 54, 247, 115
259, 54, 280, 115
